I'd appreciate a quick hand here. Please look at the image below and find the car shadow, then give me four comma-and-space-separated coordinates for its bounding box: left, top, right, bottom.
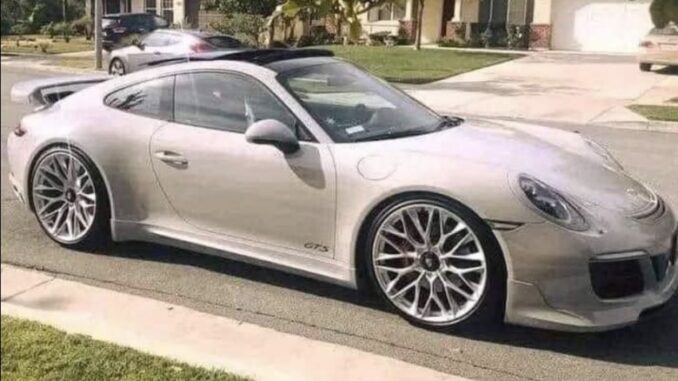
90, 239, 678, 369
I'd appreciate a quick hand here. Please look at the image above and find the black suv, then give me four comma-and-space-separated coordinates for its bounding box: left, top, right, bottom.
103, 13, 169, 50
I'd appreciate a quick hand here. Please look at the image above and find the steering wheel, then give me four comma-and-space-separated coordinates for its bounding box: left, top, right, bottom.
353, 103, 372, 125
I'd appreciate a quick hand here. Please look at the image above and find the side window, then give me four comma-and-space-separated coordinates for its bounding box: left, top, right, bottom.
174, 72, 298, 134
143, 32, 165, 47
105, 76, 174, 120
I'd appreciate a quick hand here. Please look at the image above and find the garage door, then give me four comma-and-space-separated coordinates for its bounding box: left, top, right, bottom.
551, 0, 653, 53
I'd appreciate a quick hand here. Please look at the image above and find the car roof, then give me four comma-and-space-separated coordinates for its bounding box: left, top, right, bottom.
153, 29, 236, 39
103, 13, 158, 18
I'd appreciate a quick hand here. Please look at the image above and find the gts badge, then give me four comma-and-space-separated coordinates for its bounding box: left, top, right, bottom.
305, 242, 329, 253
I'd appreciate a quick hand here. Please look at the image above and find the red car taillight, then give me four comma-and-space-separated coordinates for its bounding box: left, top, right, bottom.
191, 42, 214, 53
639, 40, 654, 48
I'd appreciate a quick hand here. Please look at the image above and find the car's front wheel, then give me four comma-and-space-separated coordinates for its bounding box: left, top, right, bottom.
31, 146, 110, 249
639, 63, 652, 72
109, 58, 126, 76
364, 195, 506, 328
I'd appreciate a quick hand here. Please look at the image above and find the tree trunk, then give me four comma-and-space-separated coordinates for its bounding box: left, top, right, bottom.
414, 0, 425, 51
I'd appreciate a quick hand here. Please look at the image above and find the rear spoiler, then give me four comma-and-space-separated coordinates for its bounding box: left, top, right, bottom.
11, 74, 111, 107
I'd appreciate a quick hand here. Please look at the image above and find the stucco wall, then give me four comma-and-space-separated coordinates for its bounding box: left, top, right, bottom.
421, 0, 444, 43
533, 0, 553, 24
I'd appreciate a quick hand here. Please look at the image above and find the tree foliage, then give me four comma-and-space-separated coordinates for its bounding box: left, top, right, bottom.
209, 0, 280, 16
211, 13, 266, 47
0, 0, 86, 34
650, 0, 678, 28
279, 0, 400, 42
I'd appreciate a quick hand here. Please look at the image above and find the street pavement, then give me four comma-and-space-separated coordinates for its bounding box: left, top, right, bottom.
2, 64, 678, 381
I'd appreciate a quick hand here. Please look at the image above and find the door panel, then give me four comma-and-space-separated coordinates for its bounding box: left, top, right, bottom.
150, 123, 337, 256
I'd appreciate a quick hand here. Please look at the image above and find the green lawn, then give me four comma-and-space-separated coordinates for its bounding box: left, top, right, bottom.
1, 316, 248, 381
1, 34, 93, 55
323, 46, 521, 84
628, 105, 678, 122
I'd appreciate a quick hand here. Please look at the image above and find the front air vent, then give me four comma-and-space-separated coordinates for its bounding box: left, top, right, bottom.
590, 259, 644, 299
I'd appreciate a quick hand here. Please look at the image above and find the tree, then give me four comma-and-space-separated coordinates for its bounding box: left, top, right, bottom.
216, 0, 280, 16
413, 0, 424, 50
279, 0, 400, 43
650, 0, 678, 28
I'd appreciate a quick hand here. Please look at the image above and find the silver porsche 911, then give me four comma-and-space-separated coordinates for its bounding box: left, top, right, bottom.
8, 49, 677, 332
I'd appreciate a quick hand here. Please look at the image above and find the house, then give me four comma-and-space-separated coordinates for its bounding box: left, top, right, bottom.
92, 0, 654, 53
87, 0, 202, 27
359, 0, 655, 53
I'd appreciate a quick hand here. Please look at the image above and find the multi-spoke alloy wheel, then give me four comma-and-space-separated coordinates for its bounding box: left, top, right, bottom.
31, 148, 105, 246
367, 197, 504, 327
109, 59, 126, 76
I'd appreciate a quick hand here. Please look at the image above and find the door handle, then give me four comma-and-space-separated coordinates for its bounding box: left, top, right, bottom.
154, 151, 188, 165
153, 51, 161, 55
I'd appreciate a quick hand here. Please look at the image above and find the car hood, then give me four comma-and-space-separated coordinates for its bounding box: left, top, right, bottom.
376, 118, 658, 218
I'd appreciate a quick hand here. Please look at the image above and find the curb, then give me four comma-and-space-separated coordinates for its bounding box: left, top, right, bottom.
0, 264, 469, 381
595, 120, 678, 134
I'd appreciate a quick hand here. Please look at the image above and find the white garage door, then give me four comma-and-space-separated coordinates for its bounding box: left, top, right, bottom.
551, 0, 653, 53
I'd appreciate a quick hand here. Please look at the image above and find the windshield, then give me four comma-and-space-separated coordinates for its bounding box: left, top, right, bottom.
278, 62, 449, 142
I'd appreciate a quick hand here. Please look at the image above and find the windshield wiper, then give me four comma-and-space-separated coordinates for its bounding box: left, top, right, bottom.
354, 128, 430, 142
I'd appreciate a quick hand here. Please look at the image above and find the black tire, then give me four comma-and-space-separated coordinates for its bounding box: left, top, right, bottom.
109, 58, 126, 76
639, 63, 652, 72
30, 146, 111, 250
362, 194, 506, 330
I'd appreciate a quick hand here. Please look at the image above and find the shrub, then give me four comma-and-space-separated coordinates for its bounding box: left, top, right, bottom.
507, 25, 528, 49
366, 31, 392, 46
72, 15, 93, 40
309, 25, 335, 45
41, 22, 57, 38
38, 41, 51, 53
53, 22, 73, 42
210, 13, 265, 47
10, 22, 31, 36
438, 37, 467, 48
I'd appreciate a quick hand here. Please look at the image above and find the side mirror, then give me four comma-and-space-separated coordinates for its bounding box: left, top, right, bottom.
132, 38, 144, 50
245, 119, 300, 155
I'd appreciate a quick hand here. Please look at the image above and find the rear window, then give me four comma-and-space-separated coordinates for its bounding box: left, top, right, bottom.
102, 18, 118, 28
205, 36, 243, 49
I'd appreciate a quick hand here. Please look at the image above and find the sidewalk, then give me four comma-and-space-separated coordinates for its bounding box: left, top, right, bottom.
405, 52, 678, 132
0, 264, 468, 381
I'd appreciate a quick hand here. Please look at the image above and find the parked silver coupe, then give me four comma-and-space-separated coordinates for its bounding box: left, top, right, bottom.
8, 50, 677, 332
107, 29, 244, 76
638, 23, 678, 71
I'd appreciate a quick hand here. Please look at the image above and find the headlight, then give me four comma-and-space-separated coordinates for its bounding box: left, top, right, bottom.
518, 175, 589, 231
584, 138, 623, 171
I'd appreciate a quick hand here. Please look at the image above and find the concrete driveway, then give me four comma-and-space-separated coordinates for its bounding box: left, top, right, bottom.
407, 52, 677, 125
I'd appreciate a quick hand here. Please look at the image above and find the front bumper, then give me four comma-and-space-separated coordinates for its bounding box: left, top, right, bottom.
499, 206, 678, 332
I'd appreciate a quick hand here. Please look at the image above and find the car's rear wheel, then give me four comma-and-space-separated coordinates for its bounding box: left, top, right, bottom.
109, 58, 126, 76
639, 63, 652, 72
363, 195, 506, 328
31, 146, 110, 249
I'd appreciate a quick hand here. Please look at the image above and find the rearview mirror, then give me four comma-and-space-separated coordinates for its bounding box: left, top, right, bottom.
245, 119, 300, 155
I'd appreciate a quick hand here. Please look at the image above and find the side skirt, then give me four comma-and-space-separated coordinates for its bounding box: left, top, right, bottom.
112, 220, 358, 289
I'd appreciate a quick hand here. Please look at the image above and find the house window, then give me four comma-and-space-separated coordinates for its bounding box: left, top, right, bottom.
162, 0, 174, 23
368, 3, 405, 22
145, 0, 157, 14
